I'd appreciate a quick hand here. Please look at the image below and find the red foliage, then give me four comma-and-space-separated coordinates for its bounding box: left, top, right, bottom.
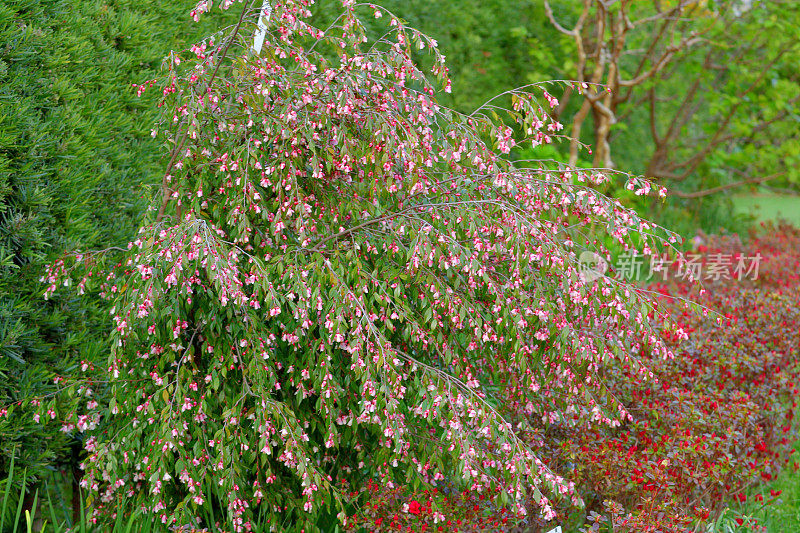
348, 480, 517, 532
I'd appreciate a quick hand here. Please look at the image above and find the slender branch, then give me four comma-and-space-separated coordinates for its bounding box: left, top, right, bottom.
669, 172, 785, 199
543, 0, 578, 36
647, 87, 660, 146
617, 36, 704, 87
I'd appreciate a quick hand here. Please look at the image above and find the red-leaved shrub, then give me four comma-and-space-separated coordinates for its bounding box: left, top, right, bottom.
355, 223, 800, 532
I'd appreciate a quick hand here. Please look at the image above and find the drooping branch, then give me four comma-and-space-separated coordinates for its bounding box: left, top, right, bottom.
156, 0, 254, 223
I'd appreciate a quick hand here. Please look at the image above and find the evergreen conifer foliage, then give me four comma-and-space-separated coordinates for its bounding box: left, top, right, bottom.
0, 0, 111, 495
43, 0, 685, 530
0, 0, 235, 517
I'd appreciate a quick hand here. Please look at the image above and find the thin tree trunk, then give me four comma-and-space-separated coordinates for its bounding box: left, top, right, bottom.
569, 98, 593, 167
71, 441, 83, 526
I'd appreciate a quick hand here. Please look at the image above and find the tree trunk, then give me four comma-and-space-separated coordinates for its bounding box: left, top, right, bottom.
569, 98, 593, 167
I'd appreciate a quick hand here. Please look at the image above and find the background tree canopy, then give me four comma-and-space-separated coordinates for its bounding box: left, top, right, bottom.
334, 0, 800, 235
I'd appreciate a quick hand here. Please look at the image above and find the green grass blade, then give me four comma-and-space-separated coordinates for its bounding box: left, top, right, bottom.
24, 487, 40, 533
30, 487, 39, 530
1, 453, 16, 532
46, 480, 60, 530
123, 511, 136, 533
204, 485, 216, 531
13, 468, 29, 533
79, 486, 86, 533
113, 506, 125, 530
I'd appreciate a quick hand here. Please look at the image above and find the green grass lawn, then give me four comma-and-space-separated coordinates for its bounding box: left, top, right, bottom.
750, 467, 800, 532
732, 194, 800, 227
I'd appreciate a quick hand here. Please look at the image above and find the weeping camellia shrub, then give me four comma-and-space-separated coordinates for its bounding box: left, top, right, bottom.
40, 0, 690, 530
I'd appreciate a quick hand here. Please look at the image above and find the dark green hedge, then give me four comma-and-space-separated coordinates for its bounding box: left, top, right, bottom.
0, 0, 233, 503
